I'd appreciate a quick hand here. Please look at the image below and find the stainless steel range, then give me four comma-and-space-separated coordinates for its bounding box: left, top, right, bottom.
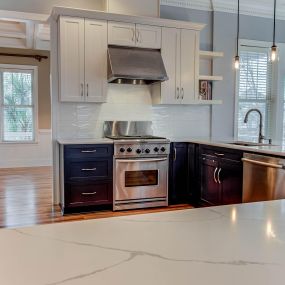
104, 121, 170, 211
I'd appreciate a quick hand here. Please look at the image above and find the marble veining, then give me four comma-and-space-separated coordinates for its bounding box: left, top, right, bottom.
1, 201, 285, 284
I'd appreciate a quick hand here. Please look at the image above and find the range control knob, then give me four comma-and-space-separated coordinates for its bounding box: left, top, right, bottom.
136, 149, 142, 154
145, 149, 150, 154
154, 147, 159, 152
127, 147, 132, 153
160, 147, 166, 152
119, 148, 125, 153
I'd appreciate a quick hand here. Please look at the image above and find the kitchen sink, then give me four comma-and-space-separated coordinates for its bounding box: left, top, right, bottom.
227, 141, 274, 147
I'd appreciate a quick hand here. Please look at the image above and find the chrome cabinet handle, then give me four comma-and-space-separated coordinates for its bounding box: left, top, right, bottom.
86, 83, 89, 97
81, 150, 97, 153
176, 87, 180, 99
213, 167, 218, 184
81, 192, 97, 196
132, 28, 135, 42
215, 153, 225, 157
174, 148, 177, 161
81, 83, 84, 97
136, 30, 140, 42
217, 168, 222, 184
81, 168, 97, 171
181, 87, 184, 99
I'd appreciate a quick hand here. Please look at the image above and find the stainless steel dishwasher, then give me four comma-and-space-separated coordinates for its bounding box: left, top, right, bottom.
242, 153, 285, 203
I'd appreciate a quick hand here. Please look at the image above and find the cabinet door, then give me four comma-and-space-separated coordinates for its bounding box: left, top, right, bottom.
160, 27, 180, 104
59, 16, 85, 102
219, 158, 243, 205
169, 143, 189, 204
180, 29, 198, 103
136, 24, 161, 49
85, 19, 107, 103
200, 156, 220, 206
108, 21, 136, 47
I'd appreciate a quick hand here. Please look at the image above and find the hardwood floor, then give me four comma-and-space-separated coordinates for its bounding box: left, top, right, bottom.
0, 167, 193, 228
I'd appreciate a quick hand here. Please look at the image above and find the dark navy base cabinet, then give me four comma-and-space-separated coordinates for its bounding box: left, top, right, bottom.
62, 144, 113, 213
169, 143, 197, 204
198, 145, 243, 206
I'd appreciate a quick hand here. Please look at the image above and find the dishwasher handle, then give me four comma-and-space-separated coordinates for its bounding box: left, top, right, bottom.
242, 158, 285, 169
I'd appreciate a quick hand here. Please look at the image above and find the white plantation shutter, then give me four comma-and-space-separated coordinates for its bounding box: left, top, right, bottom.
0, 66, 36, 142
237, 45, 273, 142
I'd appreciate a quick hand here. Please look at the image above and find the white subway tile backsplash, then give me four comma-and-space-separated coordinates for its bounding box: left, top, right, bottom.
57, 86, 211, 140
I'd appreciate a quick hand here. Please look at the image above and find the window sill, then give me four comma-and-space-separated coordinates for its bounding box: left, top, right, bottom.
0, 141, 39, 145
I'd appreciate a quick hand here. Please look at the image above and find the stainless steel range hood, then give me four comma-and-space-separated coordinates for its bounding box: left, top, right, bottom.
107, 46, 168, 85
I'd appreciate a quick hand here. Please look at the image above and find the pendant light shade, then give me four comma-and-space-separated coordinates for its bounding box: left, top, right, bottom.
271, 0, 278, 62
234, 0, 240, 69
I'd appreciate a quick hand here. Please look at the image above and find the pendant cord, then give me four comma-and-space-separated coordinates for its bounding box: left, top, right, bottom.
273, 0, 276, 46
237, 0, 240, 55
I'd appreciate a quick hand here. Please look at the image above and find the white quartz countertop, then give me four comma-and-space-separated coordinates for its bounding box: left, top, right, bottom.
170, 137, 285, 157
2, 200, 285, 285
57, 138, 114, 145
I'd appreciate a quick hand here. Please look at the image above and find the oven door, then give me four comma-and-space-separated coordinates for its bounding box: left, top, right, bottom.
114, 157, 168, 202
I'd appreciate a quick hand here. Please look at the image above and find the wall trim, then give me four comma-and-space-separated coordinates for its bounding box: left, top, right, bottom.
160, 0, 285, 20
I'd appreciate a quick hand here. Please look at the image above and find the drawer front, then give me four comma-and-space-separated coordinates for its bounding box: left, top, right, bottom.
65, 159, 112, 180
64, 144, 113, 159
65, 182, 113, 207
199, 145, 243, 162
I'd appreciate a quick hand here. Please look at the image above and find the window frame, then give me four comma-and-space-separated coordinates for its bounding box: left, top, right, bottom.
234, 39, 279, 142
0, 64, 38, 144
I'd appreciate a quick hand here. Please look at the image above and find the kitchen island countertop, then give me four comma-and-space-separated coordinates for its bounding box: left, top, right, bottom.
1, 200, 285, 285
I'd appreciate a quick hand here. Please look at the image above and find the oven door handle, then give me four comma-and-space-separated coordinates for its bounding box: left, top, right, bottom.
117, 158, 168, 163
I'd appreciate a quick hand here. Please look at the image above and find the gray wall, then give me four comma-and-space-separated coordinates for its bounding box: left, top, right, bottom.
0, 0, 105, 14
161, 5, 285, 140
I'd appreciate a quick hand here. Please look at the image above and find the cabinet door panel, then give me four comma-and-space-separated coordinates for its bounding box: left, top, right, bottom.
161, 27, 180, 104
200, 156, 220, 205
59, 16, 85, 102
180, 29, 197, 103
136, 24, 161, 49
85, 19, 107, 103
108, 21, 136, 47
169, 143, 189, 204
220, 158, 243, 205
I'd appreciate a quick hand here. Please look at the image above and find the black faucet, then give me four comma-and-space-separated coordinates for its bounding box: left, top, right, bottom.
244, 109, 266, 144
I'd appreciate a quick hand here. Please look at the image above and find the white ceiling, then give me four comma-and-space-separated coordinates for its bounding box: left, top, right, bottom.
161, 0, 285, 19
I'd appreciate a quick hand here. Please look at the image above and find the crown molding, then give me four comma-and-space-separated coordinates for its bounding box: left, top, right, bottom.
160, 0, 285, 20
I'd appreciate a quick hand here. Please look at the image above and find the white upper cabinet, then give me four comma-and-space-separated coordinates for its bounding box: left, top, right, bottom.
180, 29, 198, 103
108, 21, 161, 49
59, 16, 107, 103
85, 19, 107, 103
108, 21, 136, 47
135, 24, 161, 49
158, 27, 199, 105
59, 17, 85, 102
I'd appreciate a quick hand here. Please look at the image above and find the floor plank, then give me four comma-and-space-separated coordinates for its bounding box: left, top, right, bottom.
0, 167, 193, 228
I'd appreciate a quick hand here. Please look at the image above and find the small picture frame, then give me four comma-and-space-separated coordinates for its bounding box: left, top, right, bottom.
199, 80, 212, 100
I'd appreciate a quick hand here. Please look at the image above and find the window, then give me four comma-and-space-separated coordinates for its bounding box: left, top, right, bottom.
0, 65, 38, 142
236, 44, 273, 142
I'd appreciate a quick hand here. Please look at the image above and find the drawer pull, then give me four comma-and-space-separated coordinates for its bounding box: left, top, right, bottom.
81, 150, 97, 153
81, 192, 97, 196
81, 168, 97, 171
214, 153, 225, 157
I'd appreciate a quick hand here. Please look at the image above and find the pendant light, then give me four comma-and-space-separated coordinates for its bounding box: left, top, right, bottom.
234, 0, 240, 69
271, 0, 277, 62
